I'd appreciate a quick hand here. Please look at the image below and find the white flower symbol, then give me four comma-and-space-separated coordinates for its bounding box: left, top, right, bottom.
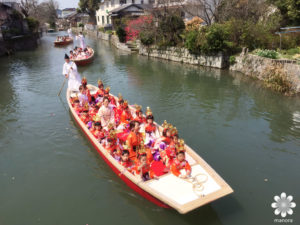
271, 192, 296, 217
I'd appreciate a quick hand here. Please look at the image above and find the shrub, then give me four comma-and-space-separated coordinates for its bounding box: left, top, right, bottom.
185, 17, 204, 32
203, 23, 232, 54
185, 29, 203, 54
185, 23, 235, 55
116, 27, 126, 43
229, 56, 236, 65
78, 23, 84, 28
139, 31, 154, 46
26, 17, 39, 33
125, 16, 152, 42
106, 30, 113, 35
158, 14, 185, 46
256, 49, 278, 59
99, 27, 105, 32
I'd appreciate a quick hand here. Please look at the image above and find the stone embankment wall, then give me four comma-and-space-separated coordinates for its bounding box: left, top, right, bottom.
138, 44, 228, 69
230, 52, 300, 93
110, 35, 131, 52
0, 33, 39, 57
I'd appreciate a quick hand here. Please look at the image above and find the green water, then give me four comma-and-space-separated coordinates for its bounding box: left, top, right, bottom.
0, 33, 299, 225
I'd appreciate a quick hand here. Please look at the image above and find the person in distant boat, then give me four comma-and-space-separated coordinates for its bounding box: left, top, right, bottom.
67, 27, 73, 38
171, 151, 191, 178
97, 97, 115, 129
76, 32, 86, 49
63, 54, 81, 92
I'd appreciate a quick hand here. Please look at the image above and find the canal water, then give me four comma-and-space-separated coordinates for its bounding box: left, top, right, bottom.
0, 33, 299, 225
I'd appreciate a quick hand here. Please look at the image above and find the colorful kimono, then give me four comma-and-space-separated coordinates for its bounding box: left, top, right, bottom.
126, 131, 143, 157
171, 159, 191, 177
97, 105, 115, 129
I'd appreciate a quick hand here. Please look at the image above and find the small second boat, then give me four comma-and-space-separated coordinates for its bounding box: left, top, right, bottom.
54, 36, 73, 46
72, 48, 95, 66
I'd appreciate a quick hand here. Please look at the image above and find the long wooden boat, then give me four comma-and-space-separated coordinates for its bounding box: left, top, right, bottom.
66, 85, 233, 214
54, 37, 73, 46
72, 49, 95, 66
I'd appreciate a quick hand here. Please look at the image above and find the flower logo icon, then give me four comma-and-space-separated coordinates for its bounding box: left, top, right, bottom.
272, 193, 296, 217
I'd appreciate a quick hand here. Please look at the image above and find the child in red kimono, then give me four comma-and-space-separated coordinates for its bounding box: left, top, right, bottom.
134, 153, 155, 181
114, 98, 124, 125
120, 150, 134, 172
133, 105, 145, 124
171, 151, 191, 178
73, 99, 81, 115
126, 121, 143, 158
111, 149, 121, 161
80, 104, 90, 124
161, 133, 179, 167
105, 138, 117, 155
81, 77, 92, 103
92, 122, 105, 141
94, 79, 105, 98
88, 104, 98, 118
120, 101, 132, 125
104, 87, 116, 106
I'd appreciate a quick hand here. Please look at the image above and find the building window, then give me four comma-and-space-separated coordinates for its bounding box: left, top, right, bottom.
141, 0, 144, 3
106, 1, 109, 7
97, 16, 100, 22
107, 16, 110, 24
120, 0, 126, 4
102, 16, 105, 24
111, 0, 115, 6
132, 0, 135, 3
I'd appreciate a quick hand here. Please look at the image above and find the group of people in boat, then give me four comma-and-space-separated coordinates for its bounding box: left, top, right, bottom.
55, 36, 70, 42
69, 46, 93, 61
69, 78, 192, 181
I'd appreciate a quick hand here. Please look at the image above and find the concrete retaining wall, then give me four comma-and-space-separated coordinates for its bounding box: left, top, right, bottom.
138, 44, 228, 69
230, 53, 300, 93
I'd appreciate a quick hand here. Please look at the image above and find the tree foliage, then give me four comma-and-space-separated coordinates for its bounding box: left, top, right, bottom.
158, 14, 185, 47
269, 0, 300, 25
78, 0, 100, 23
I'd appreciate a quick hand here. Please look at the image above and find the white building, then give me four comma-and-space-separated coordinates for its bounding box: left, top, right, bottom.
96, 0, 152, 27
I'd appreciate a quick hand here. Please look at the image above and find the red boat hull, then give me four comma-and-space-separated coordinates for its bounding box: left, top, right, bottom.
54, 39, 73, 46
70, 109, 170, 208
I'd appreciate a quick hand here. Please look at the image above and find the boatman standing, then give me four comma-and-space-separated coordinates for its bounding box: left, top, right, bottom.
67, 27, 73, 38
76, 32, 86, 49
62, 54, 81, 92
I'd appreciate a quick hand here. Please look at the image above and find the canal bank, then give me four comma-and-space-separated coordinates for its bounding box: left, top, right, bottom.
87, 30, 300, 94
0, 33, 300, 225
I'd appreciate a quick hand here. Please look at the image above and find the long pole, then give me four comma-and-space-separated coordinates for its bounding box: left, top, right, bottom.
58, 77, 67, 96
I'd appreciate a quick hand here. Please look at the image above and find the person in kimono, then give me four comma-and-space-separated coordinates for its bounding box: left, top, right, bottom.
67, 28, 73, 38
62, 54, 81, 92
76, 32, 86, 49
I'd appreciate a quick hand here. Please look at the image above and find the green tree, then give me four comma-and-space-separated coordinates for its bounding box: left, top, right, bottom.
269, 0, 300, 25
78, 0, 100, 24
158, 14, 185, 46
